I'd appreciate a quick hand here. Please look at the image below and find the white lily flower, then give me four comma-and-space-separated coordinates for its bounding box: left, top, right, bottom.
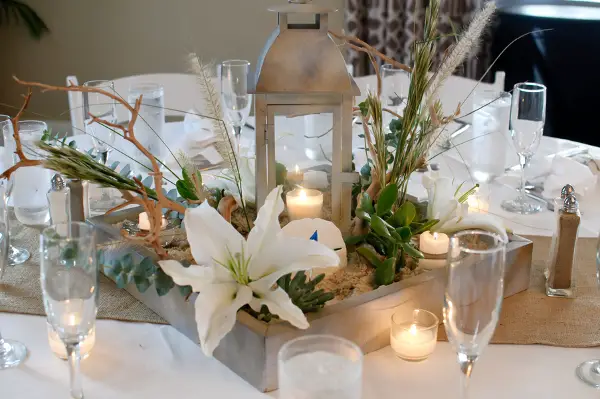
422, 171, 468, 230
159, 186, 339, 357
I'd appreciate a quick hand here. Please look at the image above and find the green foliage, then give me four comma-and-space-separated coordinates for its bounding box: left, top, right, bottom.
351, 184, 439, 286
41, 129, 76, 149
99, 251, 186, 297
252, 271, 334, 322
176, 166, 202, 201
275, 162, 288, 186
0, 0, 50, 40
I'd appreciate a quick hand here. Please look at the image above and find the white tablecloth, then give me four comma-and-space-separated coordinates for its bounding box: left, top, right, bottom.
3, 75, 600, 397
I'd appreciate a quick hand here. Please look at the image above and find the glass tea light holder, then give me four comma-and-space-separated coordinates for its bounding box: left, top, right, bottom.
278, 334, 363, 399
47, 322, 95, 360
390, 309, 439, 361
285, 188, 323, 220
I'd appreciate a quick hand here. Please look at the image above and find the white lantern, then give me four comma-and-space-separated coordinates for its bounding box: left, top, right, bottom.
253, 0, 361, 233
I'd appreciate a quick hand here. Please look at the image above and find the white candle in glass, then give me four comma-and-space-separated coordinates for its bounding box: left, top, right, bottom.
286, 188, 323, 220
138, 212, 167, 231
47, 322, 95, 360
390, 309, 439, 361
419, 231, 449, 255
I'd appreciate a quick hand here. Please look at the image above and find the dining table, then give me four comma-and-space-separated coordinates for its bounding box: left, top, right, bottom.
2, 74, 600, 398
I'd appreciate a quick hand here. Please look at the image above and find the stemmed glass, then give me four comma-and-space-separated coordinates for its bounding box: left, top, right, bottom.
380, 64, 408, 128
444, 230, 506, 399
221, 60, 252, 147
576, 232, 600, 387
0, 180, 28, 369
83, 80, 120, 212
501, 82, 547, 215
1, 116, 31, 265
41, 222, 98, 399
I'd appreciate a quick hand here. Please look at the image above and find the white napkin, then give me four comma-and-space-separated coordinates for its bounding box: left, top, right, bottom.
181, 109, 224, 166
542, 155, 596, 198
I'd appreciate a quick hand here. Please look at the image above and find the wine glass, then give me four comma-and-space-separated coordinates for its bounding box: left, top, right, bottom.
41, 222, 98, 399
83, 80, 120, 212
0, 179, 28, 369
380, 64, 408, 128
444, 230, 506, 399
501, 82, 547, 214
221, 60, 252, 145
576, 232, 600, 387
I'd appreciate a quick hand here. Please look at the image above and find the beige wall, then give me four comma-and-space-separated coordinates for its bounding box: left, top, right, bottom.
0, 0, 345, 120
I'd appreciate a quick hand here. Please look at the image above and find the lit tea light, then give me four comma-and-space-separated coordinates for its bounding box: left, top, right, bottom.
390, 309, 439, 361
47, 322, 95, 360
419, 231, 449, 255
138, 211, 167, 231
286, 188, 323, 220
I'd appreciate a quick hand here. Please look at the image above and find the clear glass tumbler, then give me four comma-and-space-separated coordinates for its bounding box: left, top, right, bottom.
278, 334, 363, 399
128, 82, 165, 170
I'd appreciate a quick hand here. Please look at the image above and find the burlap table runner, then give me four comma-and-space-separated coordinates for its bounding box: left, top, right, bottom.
2, 225, 599, 347
0, 224, 166, 324
438, 235, 600, 347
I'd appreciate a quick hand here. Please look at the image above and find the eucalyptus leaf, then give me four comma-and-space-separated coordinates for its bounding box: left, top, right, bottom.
119, 164, 131, 177
375, 257, 396, 286
142, 176, 153, 188
358, 100, 368, 117
357, 246, 383, 268
376, 184, 398, 216
359, 192, 374, 215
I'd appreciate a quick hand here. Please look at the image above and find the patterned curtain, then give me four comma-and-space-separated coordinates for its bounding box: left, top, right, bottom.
345, 0, 494, 80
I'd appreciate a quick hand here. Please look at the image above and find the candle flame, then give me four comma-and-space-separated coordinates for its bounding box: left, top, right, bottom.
295, 164, 299, 173
299, 189, 307, 200
432, 232, 438, 240
409, 324, 418, 336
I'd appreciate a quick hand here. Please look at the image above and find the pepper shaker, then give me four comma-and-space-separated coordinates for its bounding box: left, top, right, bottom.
67, 179, 90, 222
546, 184, 577, 279
47, 174, 71, 225
546, 194, 580, 298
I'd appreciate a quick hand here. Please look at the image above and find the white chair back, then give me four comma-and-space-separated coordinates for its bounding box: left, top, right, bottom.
66, 75, 84, 136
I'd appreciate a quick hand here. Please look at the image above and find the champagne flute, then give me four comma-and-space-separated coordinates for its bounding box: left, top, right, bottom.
380, 64, 408, 129
575, 232, 600, 387
221, 60, 252, 146
83, 80, 120, 212
0, 180, 28, 369
41, 222, 98, 399
501, 82, 547, 214
444, 230, 506, 399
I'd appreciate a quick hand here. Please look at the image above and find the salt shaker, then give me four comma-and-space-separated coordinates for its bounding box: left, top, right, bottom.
47, 174, 71, 225
546, 194, 580, 298
67, 179, 90, 222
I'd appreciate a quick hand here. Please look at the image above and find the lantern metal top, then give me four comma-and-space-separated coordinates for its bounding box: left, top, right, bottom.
253, 1, 360, 96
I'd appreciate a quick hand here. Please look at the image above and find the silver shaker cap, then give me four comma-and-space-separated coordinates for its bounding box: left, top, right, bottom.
50, 174, 66, 191
561, 184, 575, 199
563, 194, 579, 213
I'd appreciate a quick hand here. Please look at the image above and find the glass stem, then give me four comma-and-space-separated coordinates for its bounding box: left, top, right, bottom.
459, 355, 476, 399
0, 330, 6, 356
66, 343, 83, 399
233, 125, 242, 156
519, 153, 528, 203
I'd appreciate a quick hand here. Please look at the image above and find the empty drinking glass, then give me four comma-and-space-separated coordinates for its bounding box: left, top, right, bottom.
41, 222, 98, 399
444, 230, 506, 399
0, 116, 30, 265
3, 120, 51, 226
221, 60, 252, 144
83, 80, 121, 212
381, 64, 409, 128
501, 82, 547, 214
278, 335, 363, 399
128, 83, 165, 170
0, 180, 28, 369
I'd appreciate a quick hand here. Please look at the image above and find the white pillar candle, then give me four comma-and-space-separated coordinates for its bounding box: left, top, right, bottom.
419, 231, 449, 255
286, 189, 323, 220
47, 322, 95, 360
138, 211, 167, 231
390, 323, 437, 361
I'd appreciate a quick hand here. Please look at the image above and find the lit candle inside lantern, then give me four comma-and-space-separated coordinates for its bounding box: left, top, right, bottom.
419, 231, 449, 255
47, 321, 95, 360
390, 309, 439, 361
138, 212, 167, 231
286, 188, 323, 220
287, 164, 304, 185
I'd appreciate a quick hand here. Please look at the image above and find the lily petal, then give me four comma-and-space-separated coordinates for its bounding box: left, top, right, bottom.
249, 287, 309, 329
194, 283, 253, 357
249, 235, 338, 287
158, 260, 230, 292
436, 214, 509, 243
246, 186, 284, 261
184, 202, 244, 265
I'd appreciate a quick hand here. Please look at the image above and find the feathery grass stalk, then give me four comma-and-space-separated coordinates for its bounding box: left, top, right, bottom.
188, 54, 251, 231
38, 142, 158, 199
